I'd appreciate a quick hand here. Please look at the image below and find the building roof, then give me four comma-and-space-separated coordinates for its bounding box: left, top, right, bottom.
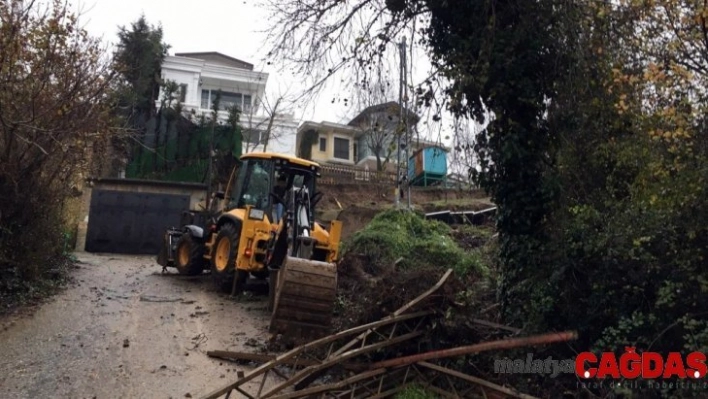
298, 120, 361, 134
241, 152, 320, 168
174, 52, 254, 71
347, 101, 420, 127
410, 142, 450, 155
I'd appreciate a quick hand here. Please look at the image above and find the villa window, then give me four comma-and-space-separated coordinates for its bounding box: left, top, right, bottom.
200, 89, 249, 111
179, 84, 187, 102
244, 129, 264, 145
243, 95, 252, 114
333, 137, 349, 160
319, 137, 326, 152
201, 90, 209, 109
219, 92, 242, 111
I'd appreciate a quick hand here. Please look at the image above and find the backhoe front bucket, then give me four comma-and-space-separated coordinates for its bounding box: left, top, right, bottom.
269, 256, 337, 339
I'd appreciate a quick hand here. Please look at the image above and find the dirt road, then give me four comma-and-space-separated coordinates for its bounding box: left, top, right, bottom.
0, 253, 277, 399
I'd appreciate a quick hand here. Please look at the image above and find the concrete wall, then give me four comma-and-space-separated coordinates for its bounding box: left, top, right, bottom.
74, 178, 207, 252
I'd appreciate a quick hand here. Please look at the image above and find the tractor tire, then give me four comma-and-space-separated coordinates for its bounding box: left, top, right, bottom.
210, 223, 245, 293
174, 233, 206, 276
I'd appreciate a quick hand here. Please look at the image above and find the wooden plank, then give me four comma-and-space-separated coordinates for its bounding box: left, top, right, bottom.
392, 268, 453, 316
419, 383, 458, 399
371, 331, 578, 369
344, 368, 411, 399
258, 331, 424, 399
367, 384, 409, 399
417, 361, 540, 399
206, 351, 367, 371
268, 369, 387, 399
199, 311, 432, 399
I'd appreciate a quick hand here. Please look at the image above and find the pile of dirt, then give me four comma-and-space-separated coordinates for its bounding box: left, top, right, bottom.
448, 224, 496, 251
316, 205, 383, 241
333, 209, 489, 331
318, 184, 487, 212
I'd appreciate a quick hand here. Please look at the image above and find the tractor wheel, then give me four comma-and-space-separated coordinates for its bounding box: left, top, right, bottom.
210, 223, 245, 293
174, 233, 205, 276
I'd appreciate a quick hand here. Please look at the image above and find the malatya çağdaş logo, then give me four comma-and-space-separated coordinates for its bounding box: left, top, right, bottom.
575, 347, 707, 380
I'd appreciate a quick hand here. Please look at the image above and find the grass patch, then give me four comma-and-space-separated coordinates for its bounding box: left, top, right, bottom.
454, 224, 495, 238
394, 384, 437, 399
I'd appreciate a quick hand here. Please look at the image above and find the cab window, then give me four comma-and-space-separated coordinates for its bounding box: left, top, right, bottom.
235, 159, 273, 210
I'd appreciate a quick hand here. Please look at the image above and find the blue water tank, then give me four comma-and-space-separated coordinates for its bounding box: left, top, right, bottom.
408, 146, 448, 186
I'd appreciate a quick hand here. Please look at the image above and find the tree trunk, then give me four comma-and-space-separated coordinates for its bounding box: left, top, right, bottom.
262, 98, 282, 153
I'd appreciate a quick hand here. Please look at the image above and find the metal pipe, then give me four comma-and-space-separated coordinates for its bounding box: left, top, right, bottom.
395, 39, 405, 209
402, 36, 411, 209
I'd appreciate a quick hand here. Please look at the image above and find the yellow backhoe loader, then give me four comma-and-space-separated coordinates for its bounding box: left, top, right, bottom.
157, 152, 342, 339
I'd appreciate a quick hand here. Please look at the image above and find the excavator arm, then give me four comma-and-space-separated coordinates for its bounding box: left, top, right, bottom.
266, 185, 338, 339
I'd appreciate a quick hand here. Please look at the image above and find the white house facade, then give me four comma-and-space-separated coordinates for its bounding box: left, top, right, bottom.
157, 52, 298, 155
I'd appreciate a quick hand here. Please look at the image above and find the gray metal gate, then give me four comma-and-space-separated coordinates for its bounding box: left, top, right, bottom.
85, 189, 190, 254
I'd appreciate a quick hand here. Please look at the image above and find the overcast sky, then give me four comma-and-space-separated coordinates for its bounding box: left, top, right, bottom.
73, 0, 441, 130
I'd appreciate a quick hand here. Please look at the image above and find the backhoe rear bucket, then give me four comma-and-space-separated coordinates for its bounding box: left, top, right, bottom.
269, 256, 337, 339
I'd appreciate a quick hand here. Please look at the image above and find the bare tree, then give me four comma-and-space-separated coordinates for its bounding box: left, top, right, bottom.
449, 117, 477, 181
240, 98, 269, 154
241, 85, 297, 153
261, 85, 297, 153
347, 72, 400, 171
259, 0, 432, 108
258, 0, 460, 163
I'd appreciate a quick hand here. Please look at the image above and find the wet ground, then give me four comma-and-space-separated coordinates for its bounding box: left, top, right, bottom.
0, 253, 278, 399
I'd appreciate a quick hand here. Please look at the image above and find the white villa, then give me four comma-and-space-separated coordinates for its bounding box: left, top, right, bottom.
157, 52, 298, 155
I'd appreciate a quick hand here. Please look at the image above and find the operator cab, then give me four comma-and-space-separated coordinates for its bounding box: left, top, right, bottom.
226, 154, 322, 224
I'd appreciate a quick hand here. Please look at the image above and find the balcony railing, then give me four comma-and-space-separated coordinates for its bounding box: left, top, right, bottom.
318, 164, 397, 185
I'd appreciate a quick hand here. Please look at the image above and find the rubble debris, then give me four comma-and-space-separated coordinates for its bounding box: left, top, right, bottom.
199, 269, 451, 399
197, 269, 577, 399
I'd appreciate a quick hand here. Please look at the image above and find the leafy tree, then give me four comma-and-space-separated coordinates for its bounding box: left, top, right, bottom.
0, 0, 113, 287
112, 15, 169, 130
109, 15, 170, 176
263, 1, 708, 397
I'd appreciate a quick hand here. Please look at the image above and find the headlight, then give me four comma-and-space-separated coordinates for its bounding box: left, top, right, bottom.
248, 208, 264, 220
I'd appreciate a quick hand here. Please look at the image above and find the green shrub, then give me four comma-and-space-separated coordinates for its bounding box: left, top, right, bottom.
344, 209, 486, 277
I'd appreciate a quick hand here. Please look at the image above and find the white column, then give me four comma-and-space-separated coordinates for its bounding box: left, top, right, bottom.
192, 73, 200, 106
